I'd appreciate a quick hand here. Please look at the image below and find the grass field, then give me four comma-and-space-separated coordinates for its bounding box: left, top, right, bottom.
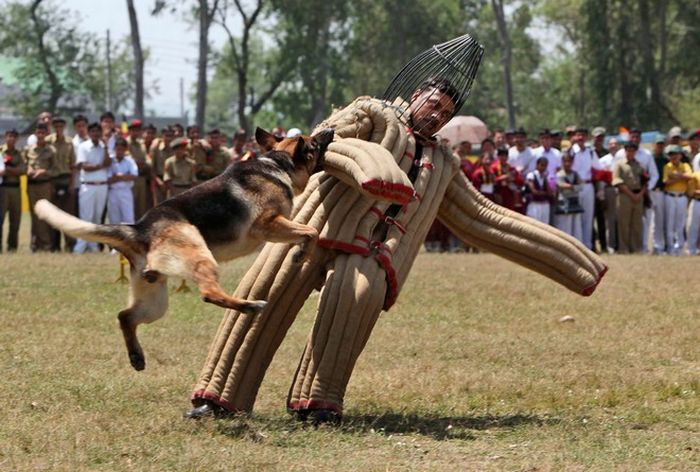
0, 219, 698, 470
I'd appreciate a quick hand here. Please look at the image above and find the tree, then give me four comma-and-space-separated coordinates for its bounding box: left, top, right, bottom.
491, 0, 516, 128
127, 0, 145, 120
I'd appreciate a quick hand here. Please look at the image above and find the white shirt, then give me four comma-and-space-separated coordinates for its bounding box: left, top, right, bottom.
570, 143, 602, 182
72, 134, 89, 154
532, 146, 562, 175
614, 147, 658, 189
108, 155, 139, 190
508, 146, 535, 173
599, 152, 621, 171
692, 153, 700, 173
77, 140, 109, 183
27, 134, 38, 146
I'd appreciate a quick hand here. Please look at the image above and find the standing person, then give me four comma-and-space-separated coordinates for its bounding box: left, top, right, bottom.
23, 123, 56, 252
71, 115, 90, 218
199, 129, 231, 180
686, 163, 700, 255
150, 127, 175, 204
0, 129, 25, 252
613, 142, 646, 254
127, 120, 151, 220
650, 135, 669, 254
598, 138, 621, 253
470, 152, 495, 201
532, 129, 562, 175
454, 141, 477, 179
508, 127, 535, 174
614, 128, 659, 252
74, 123, 111, 254
187, 125, 209, 181
661, 145, 692, 255
230, 129, 247, 162
492, 146, 524, 211
591, 127, 608, 253
685, 128, 700, 163
107, 138, 139, 225
493, 128, 507, 150
163, 138, 197, 197
26, 111, 52, 146
554, 153, 584, 241
48, 117, 77, 252
569, 127, 602, 250
525, 157, 553, 224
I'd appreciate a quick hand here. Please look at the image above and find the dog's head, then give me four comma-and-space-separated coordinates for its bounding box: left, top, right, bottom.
255, 127, 334, 175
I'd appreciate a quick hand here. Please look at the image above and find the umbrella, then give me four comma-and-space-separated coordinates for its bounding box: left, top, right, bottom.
437, 115, 489, 145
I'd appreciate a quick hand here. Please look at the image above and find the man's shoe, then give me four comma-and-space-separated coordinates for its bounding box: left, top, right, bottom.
184, 400, 225, 419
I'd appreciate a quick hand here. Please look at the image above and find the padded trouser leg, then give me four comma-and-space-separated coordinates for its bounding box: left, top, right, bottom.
288, 253, 387, 414
192, 243, 329, 412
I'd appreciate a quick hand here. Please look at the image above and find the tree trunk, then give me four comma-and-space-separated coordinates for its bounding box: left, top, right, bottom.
29, 0, 62, 115
491, 0, 516, 129
127, 0, 144, 120
196, 0, 211, 129
638, 0, 661, 127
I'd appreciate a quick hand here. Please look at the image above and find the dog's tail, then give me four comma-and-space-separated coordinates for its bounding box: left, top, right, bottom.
35, 199, 141, 256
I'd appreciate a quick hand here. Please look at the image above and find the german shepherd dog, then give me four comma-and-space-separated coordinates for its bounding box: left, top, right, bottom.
35, 127, 334, 371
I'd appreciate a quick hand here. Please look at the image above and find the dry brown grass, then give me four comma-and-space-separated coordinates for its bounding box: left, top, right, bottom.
0, 219, 698, 470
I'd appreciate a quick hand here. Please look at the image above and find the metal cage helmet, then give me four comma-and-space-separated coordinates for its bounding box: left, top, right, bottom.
382, 34, 484, 139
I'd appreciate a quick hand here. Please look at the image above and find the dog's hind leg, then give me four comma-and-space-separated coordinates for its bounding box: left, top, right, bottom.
119, 266, 169, 371
147, 224, 267, 315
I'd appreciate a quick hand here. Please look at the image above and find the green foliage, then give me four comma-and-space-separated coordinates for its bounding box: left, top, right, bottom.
0, 1, 148, 119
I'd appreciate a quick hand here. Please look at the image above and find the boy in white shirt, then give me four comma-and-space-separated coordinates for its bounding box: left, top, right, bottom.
107, 137, 139, 225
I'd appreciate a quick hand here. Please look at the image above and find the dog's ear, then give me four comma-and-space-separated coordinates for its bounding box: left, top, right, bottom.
312, 128, 334, 151
255, 127, 280, 151
292, 136, 306, 161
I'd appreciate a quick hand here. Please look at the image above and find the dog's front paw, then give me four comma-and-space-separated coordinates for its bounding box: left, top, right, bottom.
242, 300, 267, 315
129, 352, 146, 371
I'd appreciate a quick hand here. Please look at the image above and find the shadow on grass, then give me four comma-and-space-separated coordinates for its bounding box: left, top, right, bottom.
213, 412, 559, 442
340, 412, 560, 440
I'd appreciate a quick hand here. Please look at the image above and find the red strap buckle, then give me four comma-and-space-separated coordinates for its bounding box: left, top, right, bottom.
414, 159, 434, 170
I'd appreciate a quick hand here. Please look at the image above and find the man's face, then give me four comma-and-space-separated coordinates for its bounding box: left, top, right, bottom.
563, 157, 573, 172
101, 118, 115, 134
209, 134, 220, 148
458, 141, 471, 155
594, 135, 604, 147
691, 136, 700, 150
493, 132, 505, 147
541, 135, 552, 149
608, 139, 619, 155
513, 133, 526, 148
188, 128, 200, 140
625, 146, 636, 159
75, 120, 88, 136
175, 147, 187, 158
130, 128, 142, 140
115, 144, 127, 159
629, 132, 641, 145
89, 127, 101, 142
36, 128, 47, 143
163, 131, 174, 144
409, 87, 456, 138
654, 142, 664, 155
39, 112, 51, 125
53, 122, 65, 136
536, 159, 548, 173
574, 131, 587, 144
5, 134, 16, 148
144, 128, 155, 142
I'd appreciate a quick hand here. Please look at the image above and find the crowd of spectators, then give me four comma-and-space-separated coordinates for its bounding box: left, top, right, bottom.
0, 110, 302, 253
427, 125, 700, 256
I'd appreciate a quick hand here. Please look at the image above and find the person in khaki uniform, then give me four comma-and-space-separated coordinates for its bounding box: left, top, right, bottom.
197, 129, 230, 180
126, 120, 152, 219
23, 123, 57, 252
47, 117, 77, 251
186, 125, 210, 181
0, 129, 26, 252
163, 138, 197, 197
613, 141, 647, 254
150, 126, 176, 204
